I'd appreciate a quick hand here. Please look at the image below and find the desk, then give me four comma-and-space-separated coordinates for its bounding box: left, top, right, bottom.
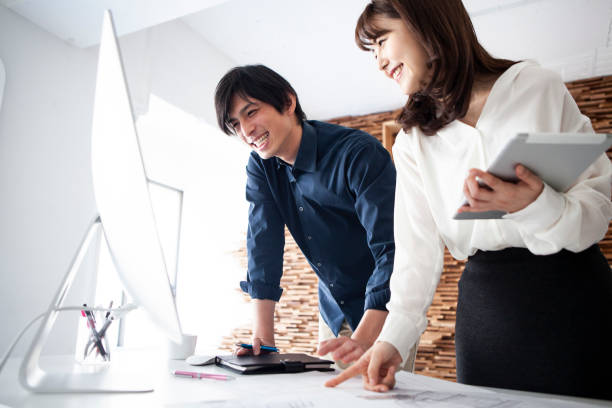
0, 349, 609, 407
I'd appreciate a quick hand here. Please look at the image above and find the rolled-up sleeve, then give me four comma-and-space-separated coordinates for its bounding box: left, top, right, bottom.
346, 140, 397, 311
241, 155, 285, 301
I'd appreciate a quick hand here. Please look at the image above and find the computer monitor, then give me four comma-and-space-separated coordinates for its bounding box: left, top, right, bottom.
18, 10, 182, 393
0, 58, 5, 112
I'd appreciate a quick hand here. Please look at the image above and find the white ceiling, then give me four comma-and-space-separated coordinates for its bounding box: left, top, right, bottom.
3, 0, 612, 120
0, 0, 232, 47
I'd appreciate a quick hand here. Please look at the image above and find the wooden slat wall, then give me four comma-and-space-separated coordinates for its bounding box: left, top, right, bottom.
220, 229, 321, 355
220, 75, 612, 382
566, 76, 612, 266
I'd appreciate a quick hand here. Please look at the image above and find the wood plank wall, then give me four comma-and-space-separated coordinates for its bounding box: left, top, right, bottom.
567, 76, 612, 266
222, 232, 321, 355
220, 74, 612, 382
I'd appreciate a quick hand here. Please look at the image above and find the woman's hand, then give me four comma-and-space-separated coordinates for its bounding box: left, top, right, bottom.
457, 164, 544, 215
318, 336, 368, 364
324, 341, 403, 392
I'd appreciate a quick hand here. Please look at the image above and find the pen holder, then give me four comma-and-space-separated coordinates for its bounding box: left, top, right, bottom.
75, 310, 113, 365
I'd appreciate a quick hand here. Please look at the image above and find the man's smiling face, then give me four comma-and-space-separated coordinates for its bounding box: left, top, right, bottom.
228, 94, 296, 161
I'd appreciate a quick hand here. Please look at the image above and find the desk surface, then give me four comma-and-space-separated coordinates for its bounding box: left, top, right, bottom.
0, 350, 609, 408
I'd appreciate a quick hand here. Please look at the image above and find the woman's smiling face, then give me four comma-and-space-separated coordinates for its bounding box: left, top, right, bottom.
371, 16, 431, 96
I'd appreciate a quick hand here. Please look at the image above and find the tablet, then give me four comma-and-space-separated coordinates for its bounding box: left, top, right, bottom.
453, 132, 612, 220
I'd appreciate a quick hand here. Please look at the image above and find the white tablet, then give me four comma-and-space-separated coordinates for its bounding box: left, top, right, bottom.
453, 132, 612, 220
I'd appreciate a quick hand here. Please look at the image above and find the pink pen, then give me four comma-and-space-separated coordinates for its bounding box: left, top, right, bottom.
171, 370, 234, 381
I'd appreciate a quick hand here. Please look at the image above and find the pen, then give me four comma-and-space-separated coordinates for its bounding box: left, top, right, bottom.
82, 303, 108, 361
97, 315, 114, 338
171, 370, 233, 381
236, 343, 279, 352
105, 300, 113, 319
97, 300, 115, 338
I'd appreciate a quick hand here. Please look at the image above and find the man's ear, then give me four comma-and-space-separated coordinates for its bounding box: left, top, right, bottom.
284, 93, 297, 116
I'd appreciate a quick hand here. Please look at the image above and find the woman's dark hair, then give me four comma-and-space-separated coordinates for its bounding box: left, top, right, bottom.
214, 64, 307, 135
355, 0, 516, 135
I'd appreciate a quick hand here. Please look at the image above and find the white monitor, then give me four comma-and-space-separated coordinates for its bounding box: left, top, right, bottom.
0, 57, 5, 112
90, 10, 182, 345
18, 10, 182, 393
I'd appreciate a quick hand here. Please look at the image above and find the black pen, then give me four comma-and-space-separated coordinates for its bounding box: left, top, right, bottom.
97, 315, 114, 338
98, 300, 115, 338
105, 300, 113, 319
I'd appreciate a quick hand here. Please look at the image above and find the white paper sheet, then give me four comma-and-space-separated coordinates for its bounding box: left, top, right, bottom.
165, 370, 597, 408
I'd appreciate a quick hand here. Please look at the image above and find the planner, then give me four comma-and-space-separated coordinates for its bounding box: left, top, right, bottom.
215, 353, 334, 375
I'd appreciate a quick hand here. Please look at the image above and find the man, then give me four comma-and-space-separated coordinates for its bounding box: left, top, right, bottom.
214, 64, 412, 368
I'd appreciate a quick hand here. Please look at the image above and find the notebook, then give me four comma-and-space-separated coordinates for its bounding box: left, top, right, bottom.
215, 353, 334, 375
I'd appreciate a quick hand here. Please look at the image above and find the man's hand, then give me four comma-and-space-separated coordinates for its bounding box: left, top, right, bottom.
318, 336, 367, 364
235, 299, 276, 356
235, 336, 276, 356
324, 341, 403, 392
456, 165, 544, 215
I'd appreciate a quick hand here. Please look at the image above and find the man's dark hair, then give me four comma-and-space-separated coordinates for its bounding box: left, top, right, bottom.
214, 64, 307, 135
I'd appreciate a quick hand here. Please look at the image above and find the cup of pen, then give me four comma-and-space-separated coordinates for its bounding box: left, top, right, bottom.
75, 303, 113, 365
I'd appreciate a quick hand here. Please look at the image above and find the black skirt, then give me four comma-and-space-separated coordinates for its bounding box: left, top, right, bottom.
455, 244, 612, 400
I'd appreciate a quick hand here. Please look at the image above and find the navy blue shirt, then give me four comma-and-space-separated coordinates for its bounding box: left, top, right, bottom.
240, 120, 396, 335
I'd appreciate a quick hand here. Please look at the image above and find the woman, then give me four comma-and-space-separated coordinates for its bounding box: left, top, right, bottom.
326, 0, 612, 400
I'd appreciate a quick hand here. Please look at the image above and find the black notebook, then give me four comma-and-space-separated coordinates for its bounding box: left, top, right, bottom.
215, 353, 334, 375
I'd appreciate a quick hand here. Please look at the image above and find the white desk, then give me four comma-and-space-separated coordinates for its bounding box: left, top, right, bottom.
0, 350, 609, 408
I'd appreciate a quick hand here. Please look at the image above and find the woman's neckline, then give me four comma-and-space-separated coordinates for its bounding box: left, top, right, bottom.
458, 73, 500, 129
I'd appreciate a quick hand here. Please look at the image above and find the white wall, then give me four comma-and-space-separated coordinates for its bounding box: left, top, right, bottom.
117, 17, 238, 124
0, 6, 99, 358
0, 6, 236, 358
146, 19, 237, 127
470, 0, 612, 82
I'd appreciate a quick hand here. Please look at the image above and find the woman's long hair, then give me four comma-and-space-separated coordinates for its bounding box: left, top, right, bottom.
356, 0, 516, 135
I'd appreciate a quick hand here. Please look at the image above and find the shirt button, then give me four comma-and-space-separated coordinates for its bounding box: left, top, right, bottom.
298, 206, 304, 212
317, 262, 322, 267
329, 283, 334, 288
307, 236, 312, 240
340, 300, 344, 305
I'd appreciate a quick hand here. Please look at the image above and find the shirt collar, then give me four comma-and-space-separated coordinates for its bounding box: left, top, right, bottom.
278, 121, 317, 173
436, 60, 536, 142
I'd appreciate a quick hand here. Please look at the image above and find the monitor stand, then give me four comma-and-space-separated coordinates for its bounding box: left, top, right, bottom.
18, 216, 153, 393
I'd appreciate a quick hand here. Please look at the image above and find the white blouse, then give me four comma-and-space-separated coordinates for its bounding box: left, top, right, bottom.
378, 60, 612, 363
